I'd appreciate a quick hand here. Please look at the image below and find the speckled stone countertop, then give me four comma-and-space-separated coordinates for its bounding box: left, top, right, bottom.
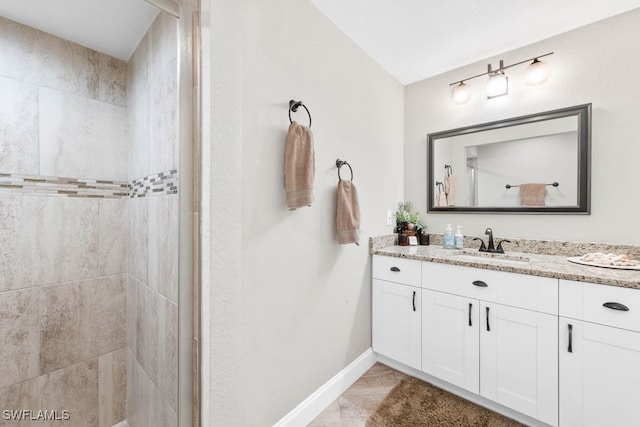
372, 244, 640, 290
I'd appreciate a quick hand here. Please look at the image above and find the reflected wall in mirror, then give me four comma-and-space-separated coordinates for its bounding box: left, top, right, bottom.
428, 104, 591, 213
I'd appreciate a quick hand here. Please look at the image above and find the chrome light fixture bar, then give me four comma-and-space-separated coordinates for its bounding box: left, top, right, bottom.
449, 52, 553, 103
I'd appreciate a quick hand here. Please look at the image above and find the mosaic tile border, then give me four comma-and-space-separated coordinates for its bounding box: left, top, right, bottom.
129, 169, 178, 198
0, 173, 129, 198
0, 169, 179, 199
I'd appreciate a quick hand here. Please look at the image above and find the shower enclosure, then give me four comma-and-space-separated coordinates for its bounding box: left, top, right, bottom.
0, 0, 199, 425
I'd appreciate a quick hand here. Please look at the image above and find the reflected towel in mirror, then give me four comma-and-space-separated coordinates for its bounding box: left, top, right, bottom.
445, 175, 456, 206
519, 183, 546, 206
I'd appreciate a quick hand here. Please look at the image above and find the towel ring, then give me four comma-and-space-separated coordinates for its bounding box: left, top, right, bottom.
336, 159, 353, 181
289, 100, 312, 128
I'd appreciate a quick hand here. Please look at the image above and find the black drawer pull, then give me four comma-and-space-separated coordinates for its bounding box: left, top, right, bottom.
603, 302, 629, 311
390, 266, 401, 272
472, 280, 488, 287
468, 303, 473, 327
568, 324, 573, 353
486, 306, 490, 331
412, 291, 416, 312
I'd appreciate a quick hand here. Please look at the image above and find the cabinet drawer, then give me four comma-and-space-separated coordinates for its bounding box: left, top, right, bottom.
372, 255, 421, 286
560, 280, 640, 332
423, 262, 557, 315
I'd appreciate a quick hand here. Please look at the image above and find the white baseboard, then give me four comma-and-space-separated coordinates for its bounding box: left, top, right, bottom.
273, 348, 377, 427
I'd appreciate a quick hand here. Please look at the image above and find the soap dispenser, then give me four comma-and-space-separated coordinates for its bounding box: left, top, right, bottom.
454, 225, 464, 249
443, 224, 455, 249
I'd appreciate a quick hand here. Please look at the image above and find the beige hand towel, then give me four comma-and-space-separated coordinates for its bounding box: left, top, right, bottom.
445, 175, 456, 206
519, 183, 546, 206
284, 121, 315, 209
336, 180, 360, 245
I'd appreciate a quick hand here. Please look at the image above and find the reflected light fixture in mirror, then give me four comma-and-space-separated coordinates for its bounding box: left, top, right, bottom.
452, 81, 472, 104
526, 58, 550, 85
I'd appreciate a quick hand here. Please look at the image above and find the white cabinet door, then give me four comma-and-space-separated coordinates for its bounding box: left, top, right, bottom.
422, 289, 480, 394
481, 302, 558, 426
372, 279, 421, 370
559, 318, 640, 427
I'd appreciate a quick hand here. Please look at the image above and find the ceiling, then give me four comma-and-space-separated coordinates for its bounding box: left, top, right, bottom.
0, 0, 159, 60
2, 1, 640, 79
309, 0, 640, 84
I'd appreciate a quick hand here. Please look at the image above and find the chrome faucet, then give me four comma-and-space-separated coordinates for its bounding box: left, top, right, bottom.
472, 228, 510, 253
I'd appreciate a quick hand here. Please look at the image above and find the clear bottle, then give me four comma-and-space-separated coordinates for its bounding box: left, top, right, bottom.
454, 225, 464, 249
443, 224, 455, 249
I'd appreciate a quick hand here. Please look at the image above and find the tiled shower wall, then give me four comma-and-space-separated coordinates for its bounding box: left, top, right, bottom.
0, 16, 127, 427
126, 12, 180, 427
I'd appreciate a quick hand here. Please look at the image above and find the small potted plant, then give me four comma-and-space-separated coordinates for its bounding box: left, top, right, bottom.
395, 202, 425, 245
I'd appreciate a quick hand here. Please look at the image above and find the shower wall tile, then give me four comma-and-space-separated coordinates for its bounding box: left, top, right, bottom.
158, 297, 178, 412
41, 358, 99, 427
150, 12, 178, 75
128, 89, 151, 180
39, 88, 128, 181
150, 59, 178, 174
39, 275, 126, 374
128, 197, 149, 284
0, 288, 40, 389
0, 375, 46, 427
0, 196, 99, 292
0, 17, 98, 99
148, 195, 179, 302
127, 275, 139, 358
0, 76, 39, 175
127, 30, 149, 110
127, 350, 178, 427
98, 53, 127, 107
98, 348, 126, 427
99, 198, 128, 276
136, 284, 159, 384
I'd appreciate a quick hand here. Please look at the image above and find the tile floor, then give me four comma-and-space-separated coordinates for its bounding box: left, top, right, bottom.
308, 363, 408, 426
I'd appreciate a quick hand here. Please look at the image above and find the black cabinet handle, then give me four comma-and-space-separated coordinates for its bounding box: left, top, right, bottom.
390, 266, 400, 272
568, 324, 573, 353
468, 303, 473, 327
603, 302, 629, 311
473, 280, 488, 287
486, 306, 490, 331
412, 291, 416, 312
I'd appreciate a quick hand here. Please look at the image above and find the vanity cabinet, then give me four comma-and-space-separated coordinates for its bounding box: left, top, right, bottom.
372, 256, 421, 370
559, 280, 640, 427
422, 262, 558, 426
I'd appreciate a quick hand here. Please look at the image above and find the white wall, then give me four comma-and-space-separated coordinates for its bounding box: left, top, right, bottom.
201, 0, 404, 425
405, 8, 640, 244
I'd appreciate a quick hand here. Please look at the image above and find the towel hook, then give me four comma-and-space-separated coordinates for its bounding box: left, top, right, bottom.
336, 159, 353, 181
289, 100, 312, 128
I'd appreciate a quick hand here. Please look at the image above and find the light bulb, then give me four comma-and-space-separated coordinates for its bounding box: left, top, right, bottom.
486, 72, 508, 98
525, 58, 549, 85
452, 82, 472, 104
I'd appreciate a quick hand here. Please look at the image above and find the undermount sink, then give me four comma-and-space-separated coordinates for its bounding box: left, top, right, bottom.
452, 249, 530, 264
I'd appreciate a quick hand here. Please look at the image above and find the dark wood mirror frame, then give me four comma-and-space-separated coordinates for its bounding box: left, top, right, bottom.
427, 103, 591, 214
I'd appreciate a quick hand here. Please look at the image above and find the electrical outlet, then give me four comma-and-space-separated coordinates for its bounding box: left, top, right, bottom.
386, 210, 393, 226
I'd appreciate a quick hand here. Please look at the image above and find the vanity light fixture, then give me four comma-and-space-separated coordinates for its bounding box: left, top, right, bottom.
449, 52, 553, 103
452, 81, 472, 104
486, 61, 508, 99
525, 57, 550, 85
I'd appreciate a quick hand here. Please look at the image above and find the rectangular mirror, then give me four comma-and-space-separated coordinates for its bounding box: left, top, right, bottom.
428, 104, 591, 213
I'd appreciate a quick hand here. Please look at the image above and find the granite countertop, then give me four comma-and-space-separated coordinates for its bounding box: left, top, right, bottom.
373, 245, 640, 290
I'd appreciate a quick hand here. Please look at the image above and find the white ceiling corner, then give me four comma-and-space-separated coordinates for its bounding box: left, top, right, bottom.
309, 0, 640, 85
